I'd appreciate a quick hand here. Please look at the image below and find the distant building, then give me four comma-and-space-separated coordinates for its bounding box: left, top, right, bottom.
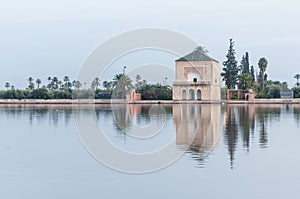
172, 47, 221, 101
126, 90, 141, 101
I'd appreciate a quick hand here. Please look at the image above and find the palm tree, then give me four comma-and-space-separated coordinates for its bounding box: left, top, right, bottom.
36, 79, 41, 89
112, 73, 133, 99
163, 77, 168, 85
5, 82, 10, 90
28, 77, 34, 90
294, 74, 300, 86
195, 46, 209, 54
63, 76, 69, 83
51, 77, 59, 90
63, 76, 70, 89
91, 77, 100, 90
135, 75, 143, 89
136, 74, 141, 82
103, 81, 112, 91
238, 73, 252, 90
95, 77, 100, 89
28, 77, 33, 84
58, 81, 62, 90
74, 80, 82, 90
142, 79, 147, 86
47, 76, 52, 89
258, 57, 268, 91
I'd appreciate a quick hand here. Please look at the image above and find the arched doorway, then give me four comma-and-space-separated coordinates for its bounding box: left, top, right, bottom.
182, 89, 187, 100
197, 89, 202, 100
189, 89, 195, 100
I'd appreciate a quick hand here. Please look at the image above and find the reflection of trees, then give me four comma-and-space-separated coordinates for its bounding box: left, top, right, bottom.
95, 105, 112, 121
110, 104, 173, 134
111, 104, 132, 132
0, 105, 73, 126
138, 106, 151, 124
256, 106, 281, 148
224, 105, 238, 168
256, 108, 268, 148
293, 106, 300, 125
223, 105, 285, 168
237, 106, 252, 150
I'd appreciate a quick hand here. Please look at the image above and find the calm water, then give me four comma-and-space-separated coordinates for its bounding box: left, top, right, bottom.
0, 104, 300, 199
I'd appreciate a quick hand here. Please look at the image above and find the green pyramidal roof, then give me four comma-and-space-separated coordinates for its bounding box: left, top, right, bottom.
176, 47, 218, 62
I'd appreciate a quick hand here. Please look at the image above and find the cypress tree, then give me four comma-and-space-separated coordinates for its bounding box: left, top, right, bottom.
222, 39, 239, 89
240, 52, 250, 74
250, 65, 255, 83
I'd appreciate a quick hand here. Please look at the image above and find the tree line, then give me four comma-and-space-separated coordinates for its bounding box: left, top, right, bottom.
221, 39, 300, 98
1, 74, 172, 100
2, 39, 299, 100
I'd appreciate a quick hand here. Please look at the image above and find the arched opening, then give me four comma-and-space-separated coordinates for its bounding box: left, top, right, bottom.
187, 72, 201, 82
182, 89, 187, 100
189, 89, 195, 100
197, 89, 202, 100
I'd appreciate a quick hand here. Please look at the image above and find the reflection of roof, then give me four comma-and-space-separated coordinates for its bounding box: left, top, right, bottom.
176, 47, 218, 62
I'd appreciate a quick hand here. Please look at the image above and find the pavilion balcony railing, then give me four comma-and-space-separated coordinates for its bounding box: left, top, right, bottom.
173, 81, 212, 86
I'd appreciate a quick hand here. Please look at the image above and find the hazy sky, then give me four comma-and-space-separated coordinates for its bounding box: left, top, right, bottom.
1, 0, 300, 88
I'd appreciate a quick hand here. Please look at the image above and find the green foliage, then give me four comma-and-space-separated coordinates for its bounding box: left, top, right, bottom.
137, 84, 172, 100
1, 74, 162, 100
294, 74, 300, 87
91, 77, 100, 90
28, 77, 35, 90
135, 74, 143, 89
256, 80, 291, 98
221, 39, 239, 89
15, 89, 25, 99
240, 52, 250, 74
0, 89, 74, 99
72, 89, 95, 99
73, 80, 82, 89
292, 87, 300, 98
103, 80, 113, 91
238, 73, 252, 90
258, 57, 268, 91
36, 79, 41, 88
112, 73, 133, 99
5, 82, 10, 90
250, 65, 255, 84
266, 84, 281, 98
31, 88, 50, 99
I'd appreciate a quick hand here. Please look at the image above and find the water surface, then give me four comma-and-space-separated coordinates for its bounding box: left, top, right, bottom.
0, 104, 299, 199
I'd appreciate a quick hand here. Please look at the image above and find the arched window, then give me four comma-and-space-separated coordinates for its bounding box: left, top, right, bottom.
197, 89, 202, 100
189, 89, 195, 100
182, 89, 187, 100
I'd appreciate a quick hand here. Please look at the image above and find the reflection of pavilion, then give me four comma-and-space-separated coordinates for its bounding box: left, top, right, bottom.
173, 104, 221, 161
111, 104, 142, 131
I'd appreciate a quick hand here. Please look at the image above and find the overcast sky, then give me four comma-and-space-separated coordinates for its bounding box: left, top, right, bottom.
1, 0, 300, 88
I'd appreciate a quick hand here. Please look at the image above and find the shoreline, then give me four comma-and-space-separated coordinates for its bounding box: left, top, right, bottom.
0, 99, 300, 104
